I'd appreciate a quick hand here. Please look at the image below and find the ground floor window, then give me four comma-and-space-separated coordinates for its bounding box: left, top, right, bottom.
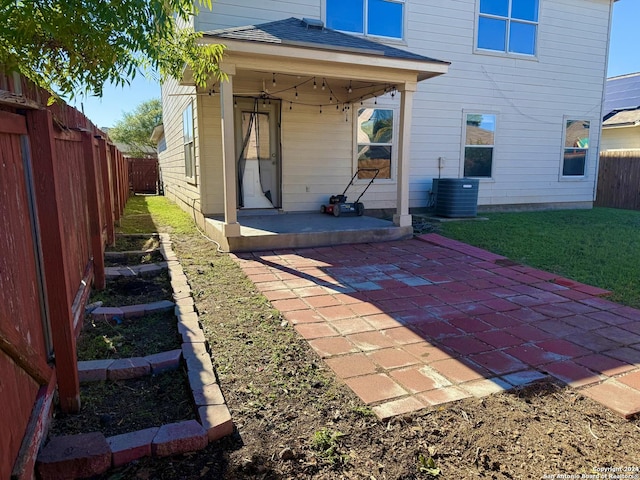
183, 101, 195, 181
562, 119, 590, 177
463, 112, 496, 177
356, 107, 394, 179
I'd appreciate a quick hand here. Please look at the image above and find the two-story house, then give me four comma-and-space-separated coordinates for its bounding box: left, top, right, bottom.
158, 0, 616, 251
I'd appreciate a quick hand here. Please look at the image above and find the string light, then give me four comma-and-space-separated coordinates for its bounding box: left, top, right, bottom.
230, 75, 397, 113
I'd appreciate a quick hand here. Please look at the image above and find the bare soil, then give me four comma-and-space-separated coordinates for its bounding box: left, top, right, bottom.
107, 234, 160, 252
76, 311, 180, 360
49, 369, 194, 438
93, 229, 640, 480
104, 251, 165, 267
89, 271, 172, 307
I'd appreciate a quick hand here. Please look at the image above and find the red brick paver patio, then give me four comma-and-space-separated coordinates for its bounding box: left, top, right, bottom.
231, 234, 640, 420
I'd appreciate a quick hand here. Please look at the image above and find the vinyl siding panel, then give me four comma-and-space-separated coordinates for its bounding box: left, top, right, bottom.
158, 78, 201, 211
168, 0, 612, 213
405, 0, 610, 207
601, 127, 640, 151
195, 0, 319, 31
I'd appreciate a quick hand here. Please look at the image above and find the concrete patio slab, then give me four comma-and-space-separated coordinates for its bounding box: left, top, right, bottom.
232, 234, 640, 419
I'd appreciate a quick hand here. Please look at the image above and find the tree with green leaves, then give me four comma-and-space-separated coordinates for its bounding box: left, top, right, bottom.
1, 0, 225, 100
108, 99, 162, 157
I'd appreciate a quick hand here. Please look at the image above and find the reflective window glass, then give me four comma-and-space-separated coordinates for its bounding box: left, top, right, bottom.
326, 0, 364, 33
368, 0, 403, 38
479, 0, 509, 17
478, 17, 507, 52
512, 0, 538, 21
509, 21, 536, 54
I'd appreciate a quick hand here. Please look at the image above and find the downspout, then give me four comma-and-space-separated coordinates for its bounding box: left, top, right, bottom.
594, 0, 616, 203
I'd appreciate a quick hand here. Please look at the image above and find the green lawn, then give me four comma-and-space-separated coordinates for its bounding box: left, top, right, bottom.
439, 207, 640, 308
116, 195, 197, 235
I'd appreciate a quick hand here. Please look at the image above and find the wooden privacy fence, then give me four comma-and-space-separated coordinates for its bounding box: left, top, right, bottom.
596, 151, 640, 210
128, 157, 159, 194
0, 75, 129, 480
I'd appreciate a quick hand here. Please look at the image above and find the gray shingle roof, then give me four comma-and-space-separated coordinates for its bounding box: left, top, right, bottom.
204, 17, 447, 65
603, 108, 640, 128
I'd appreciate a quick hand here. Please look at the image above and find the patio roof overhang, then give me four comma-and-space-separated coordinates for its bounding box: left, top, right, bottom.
182, 36, 449, 86
179, 18, 449, 246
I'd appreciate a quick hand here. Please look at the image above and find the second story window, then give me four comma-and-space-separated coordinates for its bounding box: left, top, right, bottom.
326, 0, 404, 40
477, 0, 539, 56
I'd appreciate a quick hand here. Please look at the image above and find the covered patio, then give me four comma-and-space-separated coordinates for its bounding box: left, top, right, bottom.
182, 17, 449, 252
205, 212, 411, 252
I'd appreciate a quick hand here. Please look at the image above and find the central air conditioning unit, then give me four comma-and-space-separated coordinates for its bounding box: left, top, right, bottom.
433, 178, 479, 218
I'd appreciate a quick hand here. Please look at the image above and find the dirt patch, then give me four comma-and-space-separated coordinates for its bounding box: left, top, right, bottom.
92, 229, 640, 479
104, 250, 165, 267
107, 234, 160, 252
49, 369, 194, 438
76, 311, 180, 360
89, 271, 172, 307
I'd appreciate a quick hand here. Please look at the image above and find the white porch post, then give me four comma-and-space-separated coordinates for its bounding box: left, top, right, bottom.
219, 65, 241, 237
393, 82, 417, 227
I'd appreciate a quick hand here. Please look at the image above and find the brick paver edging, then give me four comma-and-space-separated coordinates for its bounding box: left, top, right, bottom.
37, 233, 233, 479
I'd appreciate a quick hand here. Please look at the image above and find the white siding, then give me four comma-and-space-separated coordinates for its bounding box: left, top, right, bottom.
601, 127, 640, 151
163, 0, 612, 213
158, 78, 202, 211
195, 0, 319, 31
406, 0, 611, 207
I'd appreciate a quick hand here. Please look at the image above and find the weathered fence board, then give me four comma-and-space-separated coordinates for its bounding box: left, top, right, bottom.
596, 151, 640, 210
129, 157, 159, 194
1, 73, 130, 479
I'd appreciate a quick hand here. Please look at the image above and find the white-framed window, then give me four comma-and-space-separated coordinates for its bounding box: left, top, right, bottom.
182, 101, 195, 181
462, 112, 496, 178
561, 118, 590, 177
355, 106, 396, 180
326, 0, 404, 40
476, 0, 539, 56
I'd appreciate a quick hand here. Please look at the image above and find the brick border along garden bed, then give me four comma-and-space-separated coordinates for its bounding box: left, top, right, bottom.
37, 234, 234, 479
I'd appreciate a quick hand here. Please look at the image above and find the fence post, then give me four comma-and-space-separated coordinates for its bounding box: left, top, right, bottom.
97, 137, 115, 245
26, 108, 80, 413
109, 144, 121, 224
82, 132, 105, 290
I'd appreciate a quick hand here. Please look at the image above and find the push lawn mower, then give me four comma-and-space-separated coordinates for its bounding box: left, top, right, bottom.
320, 168, 379, 217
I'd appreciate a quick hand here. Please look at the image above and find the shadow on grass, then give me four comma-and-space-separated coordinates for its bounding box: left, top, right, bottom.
116, 194, 158, 234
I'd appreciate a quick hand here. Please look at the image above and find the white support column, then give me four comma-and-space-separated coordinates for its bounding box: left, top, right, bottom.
219, 65, 241, 237
393, 82, 417, 227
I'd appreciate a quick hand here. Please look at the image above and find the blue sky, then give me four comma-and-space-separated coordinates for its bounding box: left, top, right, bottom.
607, 0, 639, 78
78, 0, 640, 129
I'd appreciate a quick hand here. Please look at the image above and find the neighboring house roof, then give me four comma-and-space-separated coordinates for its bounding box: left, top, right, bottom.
603, 72, 640, 116
603, 108, 640, 129
113, 141, 158, 158
203, 17, 448, 66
